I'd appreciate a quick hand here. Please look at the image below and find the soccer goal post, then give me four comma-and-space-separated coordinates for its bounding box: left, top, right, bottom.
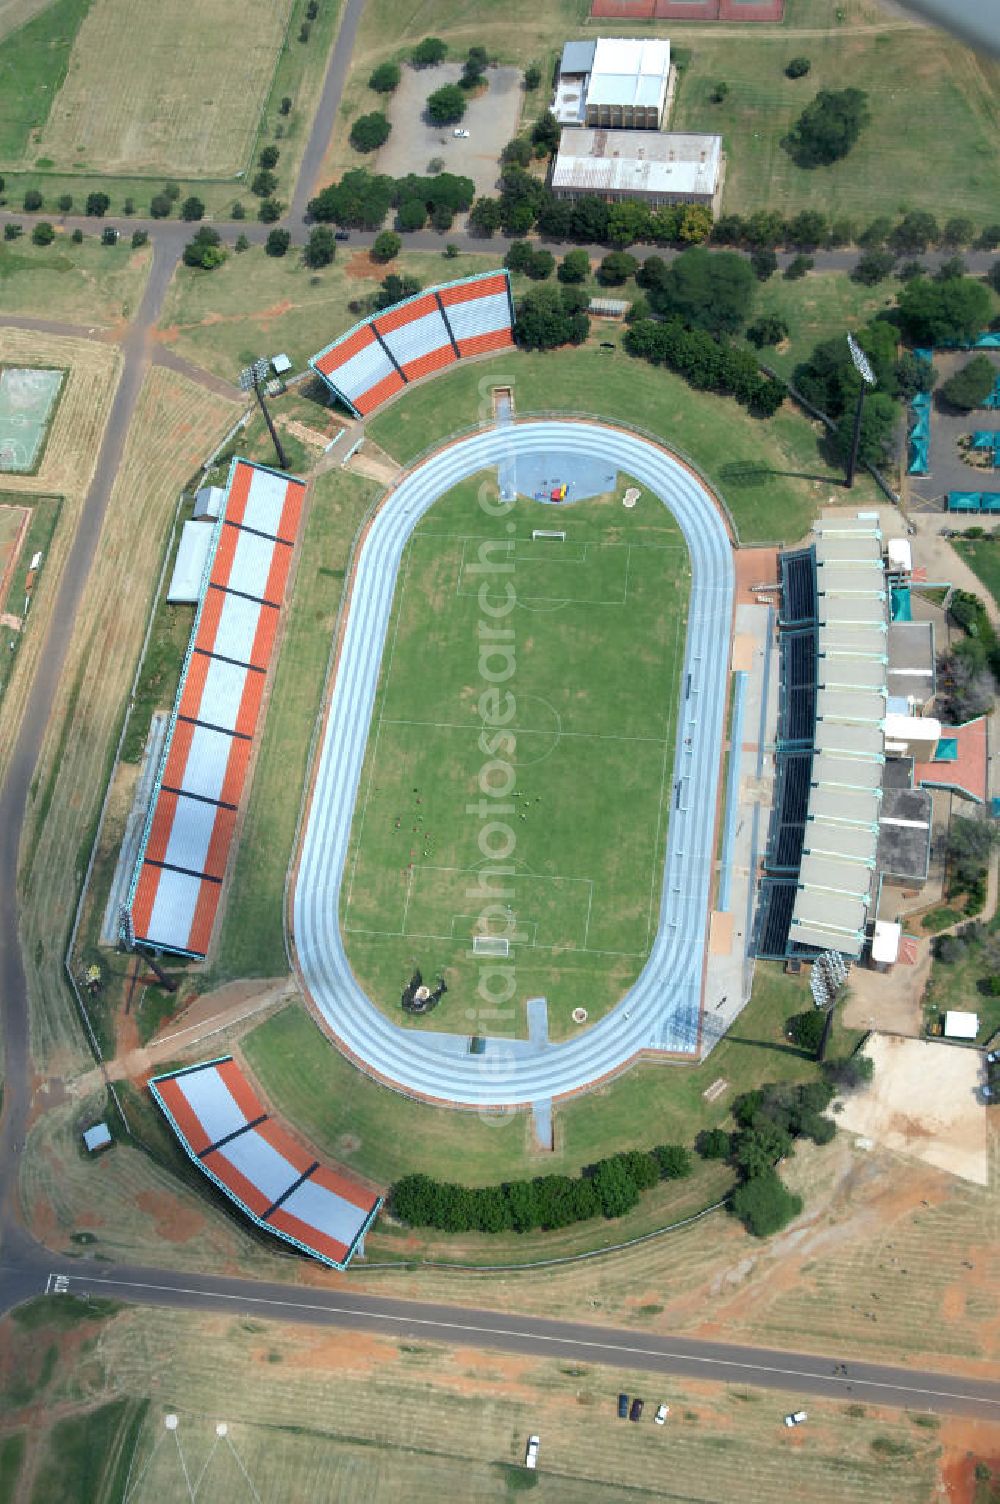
531, 530, 566, 541
473, 935, 510, 957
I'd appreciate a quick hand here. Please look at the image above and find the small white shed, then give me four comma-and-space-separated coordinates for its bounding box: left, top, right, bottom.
271, 353, 292, 375
83, 1122, 112, 1153
193, 484, 224, 521
167, 520, 214, 603
943, 1009, 979, 1041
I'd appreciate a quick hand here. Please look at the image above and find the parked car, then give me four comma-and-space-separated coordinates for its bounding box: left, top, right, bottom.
986, 1050, 1000, 1064
525, 1435, 539, 1470
654, 1403, 670, 1426
453, 128, 470, 138
334, 230, 350, 241
784, 1411, 808, 1427
629, 1397, 644, 1423
617, 1393, 629, 1419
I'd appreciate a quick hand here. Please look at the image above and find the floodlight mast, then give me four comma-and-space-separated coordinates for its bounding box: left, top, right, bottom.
845, 333, 876, 490
239, 360, 290, 472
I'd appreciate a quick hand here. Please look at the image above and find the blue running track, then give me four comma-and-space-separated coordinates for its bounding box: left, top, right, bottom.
292, 422, 734, 1106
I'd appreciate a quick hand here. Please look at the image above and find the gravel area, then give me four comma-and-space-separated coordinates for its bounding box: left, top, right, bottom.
380, 62, 524, 199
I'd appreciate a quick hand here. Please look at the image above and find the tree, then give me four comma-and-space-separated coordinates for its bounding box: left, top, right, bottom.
895, 349, 936, 400
444, 242, 459, 258
303, 225, 336, 267
939, 646, 995, 722
31, 221, 55, 245
461, 45, 489, 90
750, 247, 778, 281
782, 88, 870, 168
785, 253, 813, 280
606, 201, 651, 247
122, 197, 135, 215
651, 246, 755, 335
56, 193, 73, 212
515, 284, 589, 350
536, 197, 574, 239
696, 1127, 731, 1160
308, 168, 395, 228
936, 255, 967, 283
280, 96, 293, 115
558, 248, 590, 284
988, 261, 1000, 297
298, 21, 311, 41
525, 248, 554, 280
85, 192, 110, 216
530, 110, 560, 155
940, 354, 996, 410
368, 61, 400, 93
397, 198, 427, 231
889, 210, 938, 254
570, 195, 610, 243
23, 189, 43, 211
180, 195, 205, 221
501, 136, 532, 168
785, 56, 811, 78
258, 198, 283, 223
786, 209, 826, 248
131, 229, 148, 248
524, 62, 541, 90
652, 1144, 693, 1180
710, 80, 728, 103
505, 239, 532, 273
411, 36, 447, 67
426, 84, 466, 125
732, 1122, 794, 1179
948, 814, 996, 890
372, 229, 401, 262
70, 228, 83, 243
786, 1010, 826, 1053
943, 215, 975, 248
746, 315, 788, 348
678, 204, 714, 245
730, 1169, 803, 1237
897, 275, 992, 345
350, 112, 391, 152
822, 1055, 874, 1090
3, 224, 22, 240
711, 213, 745, 245
897, 258, 925, 282
430, 201, 453, 232
851, 248, 895, 285
182, 225, 226, 270
376, 272, 420, 307
589, 1156, 641, 1219
598, 251, 637, 286
830, 391, 898, 467
744, 209, 786, 248
468, 196, 502, 236
265, 228, 291, 257
858, 215, 893, 249
231, 200, 245, 220
252, 169, 278, 196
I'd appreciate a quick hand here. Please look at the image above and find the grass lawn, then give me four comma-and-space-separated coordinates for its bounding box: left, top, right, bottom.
340, 470, 688, 1038
743, 270, 902, 380
0, 0, 89, 163
368, 344, 869, 545
0, 491, 61, 704
923, 912, 1000, 1046
953, 536, 1000, 607
0, 235, 151, 325
242, 962, 854, 1190
207, 466, 381, 983
156, 245, 516, 383
671, 5, 1000, 224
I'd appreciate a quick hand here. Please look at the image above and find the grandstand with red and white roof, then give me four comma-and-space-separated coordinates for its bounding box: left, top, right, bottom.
150, 1056, 381, 1268
127, 458, 305, 958
310, 270, 515, 418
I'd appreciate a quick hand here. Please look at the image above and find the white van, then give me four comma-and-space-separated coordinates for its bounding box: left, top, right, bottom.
525, 1435, 540, 1469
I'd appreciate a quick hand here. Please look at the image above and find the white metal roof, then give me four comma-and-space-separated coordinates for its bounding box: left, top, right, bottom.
871, 920, 901, 964
814, 534, 882, 565
552, 129, 721, 200
943, 1009, 979, 1040
167, 521, 214, 604
194, 485, 224, 520
587, 37, 670, 109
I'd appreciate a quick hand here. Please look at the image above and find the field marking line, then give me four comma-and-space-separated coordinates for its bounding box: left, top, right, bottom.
345, 921, 647, 961
58, 1275, 1000, 1410
224, 1433, 262, 1504
382, 717, 669, 747
344, 536, 413, 918
623, 544, 631, 606
583, 879, 595, 951
192, 1435, 222, 1498
123, 1425, 166, 1504
422, 527, 686, 555
400, 864, 414, 937
172, 1428, 196, 1503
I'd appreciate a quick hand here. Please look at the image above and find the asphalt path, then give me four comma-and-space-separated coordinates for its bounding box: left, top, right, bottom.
294, 421, 732, 1102
0, 0, 999, 1422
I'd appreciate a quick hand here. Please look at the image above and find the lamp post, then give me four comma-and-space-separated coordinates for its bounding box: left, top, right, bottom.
845, 332, 876, 490
239, 358, 289, 472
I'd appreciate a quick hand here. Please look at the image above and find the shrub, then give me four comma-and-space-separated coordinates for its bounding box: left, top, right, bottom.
149, 194, 172, 219
411, 36, 447, 67
85, 192, 110, 216
164, 181, 181, 201
940, 354, 996, 410
182, 225, 226, 270
822, 1055, 874, 1090
372, 229, 401, 262
231, 200, 245, 220
265, 228, 291, 257
71, 228, 83, 244
652, 1144, 693, 1179
180, 196, 205, 221
505, 239, 532, 273
730, 1170, 803, 1237
782, 88, 870, 168
131, 229, 148, 248
461, 45, 489, 90
524, 62, 541, 90
746, 315, 788, 348
530, 111, 560, 155
785, 56, 811, 78
558, 248, 590, 284
710, 81, 729, 103
3, 224, 22, 240
597, 251, 637, 286
280, 95, 292, 115
696, 1128, 731, 1160
430, 201, 453, 233
301, 226, 334, 267
234, 233, 249, 253
501, 137, 532, 168
750, 248, 778, 281
23, 188, 43, 211
350, 113, 391, 153
259, 145, 280, 170
851, 248, 895, 285
122, 197, 135, 215
426, 84, 466, 125
56, 193, 73, 213
369, 61, 400, 93
784, 253, 813, 280
298, 22, 311, 42
31, 221, 55, 245
525, 249, 554, 280
732, 1122, 794, 1179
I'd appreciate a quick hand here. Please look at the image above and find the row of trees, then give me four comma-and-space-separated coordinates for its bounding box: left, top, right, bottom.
389, 1144, 694, 1234
713, 208, 1000, 255
468, 169, 714, 248
625, 318, 786, 419
307, 167, 474, 232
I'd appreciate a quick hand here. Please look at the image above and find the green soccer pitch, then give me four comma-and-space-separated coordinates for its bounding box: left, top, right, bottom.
338, 469, 693, 1041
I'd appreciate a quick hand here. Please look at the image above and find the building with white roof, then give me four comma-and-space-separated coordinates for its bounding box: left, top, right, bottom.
551, 128, 723, 210
553, 37, 672, 129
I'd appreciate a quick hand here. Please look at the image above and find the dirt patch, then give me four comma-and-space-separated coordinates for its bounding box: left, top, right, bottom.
939, 1418, 1000, 1502
733, 546, 779, 606
135, 1189, 206, 1244
344, 251, 384, 282
278, 1328, 391, 1373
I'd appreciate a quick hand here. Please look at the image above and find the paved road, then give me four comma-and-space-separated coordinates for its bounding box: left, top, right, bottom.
288, 0, 369, 227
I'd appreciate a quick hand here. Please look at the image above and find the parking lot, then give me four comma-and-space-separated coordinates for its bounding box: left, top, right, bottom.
908, 350, 1000, 514
380, 62, 523, 199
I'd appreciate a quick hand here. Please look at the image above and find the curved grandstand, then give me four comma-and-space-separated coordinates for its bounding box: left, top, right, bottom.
292, 420, 734, 1108
309, 270, 515, 417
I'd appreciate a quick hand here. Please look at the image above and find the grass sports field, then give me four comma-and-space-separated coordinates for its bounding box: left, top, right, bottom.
31, 0, 293, 176
339, 468, 689, 1038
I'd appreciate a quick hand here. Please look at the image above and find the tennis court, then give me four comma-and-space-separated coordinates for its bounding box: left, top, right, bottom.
0, 366, 64, 473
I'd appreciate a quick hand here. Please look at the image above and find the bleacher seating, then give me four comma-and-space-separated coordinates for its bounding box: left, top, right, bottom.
755, 880, 798, 958
779, 629, 817, 742
768, 751, 813, 869
311, 271, 514, 418
780, 547, 817, 625
128, 459, 305, 958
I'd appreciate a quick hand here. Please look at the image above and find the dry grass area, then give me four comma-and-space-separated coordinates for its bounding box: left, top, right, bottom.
18, 364, 239, 1077
33, 0, 294, 176
0, 328, 120, 788
0, 0, 50, 43
1, 1301, 949, 1504
0, 237, 152, 326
